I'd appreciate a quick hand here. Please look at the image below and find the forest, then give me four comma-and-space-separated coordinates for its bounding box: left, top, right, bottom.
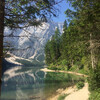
0, 0, 100, 99
45, 0, 100, 100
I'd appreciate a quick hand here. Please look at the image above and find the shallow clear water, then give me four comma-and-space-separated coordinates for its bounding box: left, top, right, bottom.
1, 66, 84, 100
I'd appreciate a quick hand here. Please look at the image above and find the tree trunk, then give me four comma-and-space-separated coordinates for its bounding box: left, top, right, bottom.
90, 33, 96, 69
0, 0, 5, 95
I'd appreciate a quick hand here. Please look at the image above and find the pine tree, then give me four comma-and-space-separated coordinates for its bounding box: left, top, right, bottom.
63, 20, 68, 31
45, 28, 61, 64
54, 28, 61, 61
65, 0, 100, 69
45, 40, 52, 64
61, 20, 68, 59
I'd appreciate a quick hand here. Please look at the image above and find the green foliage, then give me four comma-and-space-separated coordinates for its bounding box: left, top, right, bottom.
81, 56, 90, 69
89, 89, 100, 100
61, 59, 68, 66
45, 40, 52, 64
57, 65, 68, 71
63, 20, 68, 31
58, 94, 69, 100
48, 65, 58, 70
88, 65, 100, 100
76, 81, 84, 90
69, 65, 78, 71
45, 28, 61, 64
48, 64, 68, 71
44, 1, 100, 99
77, 69, 88, 75
5, 0, 59, 28
88, 66, 100, 92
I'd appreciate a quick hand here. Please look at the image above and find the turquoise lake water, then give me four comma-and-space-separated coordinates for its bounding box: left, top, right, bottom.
1, 66, 84, 100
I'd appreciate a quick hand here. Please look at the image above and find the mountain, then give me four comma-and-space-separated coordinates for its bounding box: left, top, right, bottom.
4, 20, 63, 60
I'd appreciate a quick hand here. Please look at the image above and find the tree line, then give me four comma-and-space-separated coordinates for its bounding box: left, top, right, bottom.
45, 0, 100, 99
45, 20, 87, 70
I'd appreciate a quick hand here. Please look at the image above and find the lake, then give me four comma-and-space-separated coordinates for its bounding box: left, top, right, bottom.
1, 66, 84, 100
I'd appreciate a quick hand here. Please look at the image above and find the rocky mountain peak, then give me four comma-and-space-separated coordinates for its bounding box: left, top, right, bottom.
4, 20, 63, 59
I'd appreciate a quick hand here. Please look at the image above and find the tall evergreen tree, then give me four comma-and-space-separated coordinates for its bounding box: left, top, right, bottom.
54, 28, 61, 60
61, 20, 68, 59
63, 20, 68, 31
45, 40, 52, 64
45, 28, 61, 64
65, 0, 100, 69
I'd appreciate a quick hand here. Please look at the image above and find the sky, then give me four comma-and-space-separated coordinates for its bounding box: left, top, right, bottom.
52, 0, 72, 23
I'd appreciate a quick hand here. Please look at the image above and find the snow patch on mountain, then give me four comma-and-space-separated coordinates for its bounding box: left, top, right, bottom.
5, 52, 32, 65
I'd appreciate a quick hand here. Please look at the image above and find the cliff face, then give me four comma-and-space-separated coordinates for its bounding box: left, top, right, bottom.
4, 20, 63, 59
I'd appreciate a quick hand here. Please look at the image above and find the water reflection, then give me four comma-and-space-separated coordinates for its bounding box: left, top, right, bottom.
1, 66, 84, 100
1, 66, 46, 100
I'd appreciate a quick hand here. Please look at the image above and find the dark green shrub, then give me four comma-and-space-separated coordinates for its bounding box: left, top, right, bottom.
78, 64, 84, 69
76, 81, 84, 89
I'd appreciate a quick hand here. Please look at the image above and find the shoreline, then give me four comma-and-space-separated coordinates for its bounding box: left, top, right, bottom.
48, 83, 89, 100
40, 68, 88, 77
48, 85, 76, 100
41, 68, 89, 100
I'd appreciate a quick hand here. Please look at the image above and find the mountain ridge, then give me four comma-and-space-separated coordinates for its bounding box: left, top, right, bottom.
4, 20, 63, 60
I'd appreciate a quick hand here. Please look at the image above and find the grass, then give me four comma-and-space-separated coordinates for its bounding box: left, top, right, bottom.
58, 94, 69, 100
89, 89, 100, 100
